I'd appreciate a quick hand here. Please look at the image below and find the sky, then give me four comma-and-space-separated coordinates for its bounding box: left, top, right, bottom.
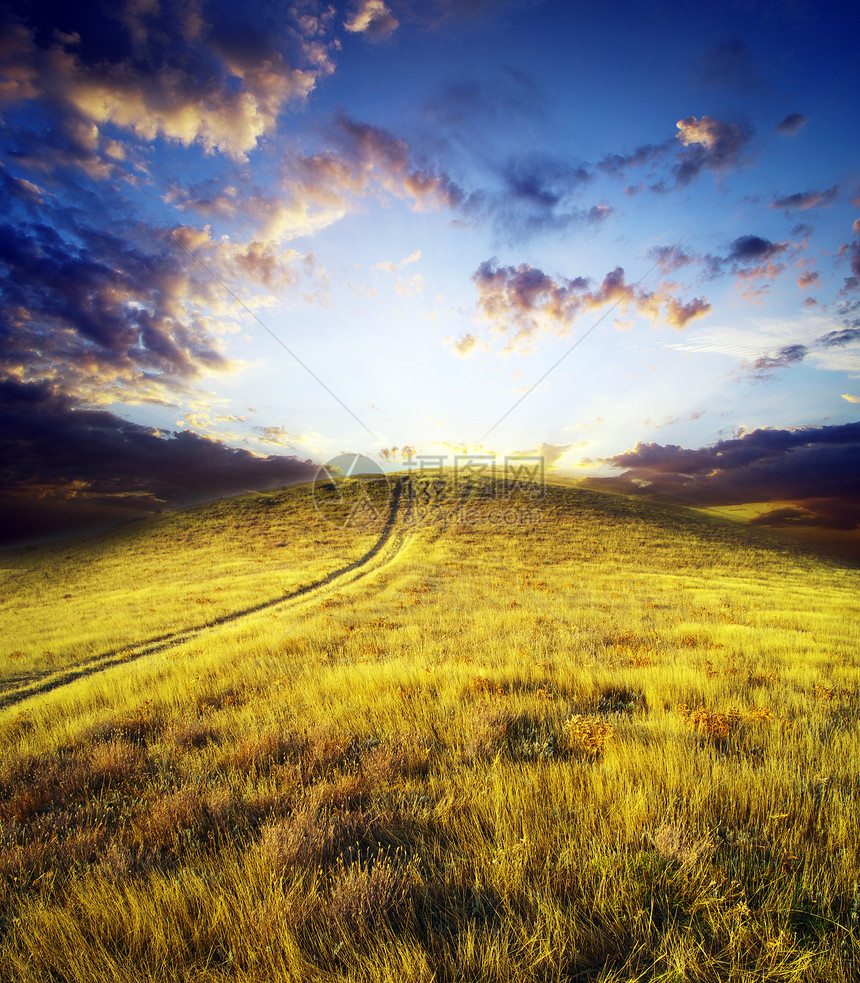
1, 0, 859, 545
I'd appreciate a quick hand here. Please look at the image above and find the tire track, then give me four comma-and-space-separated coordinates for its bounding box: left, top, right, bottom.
0, 478, 414, 711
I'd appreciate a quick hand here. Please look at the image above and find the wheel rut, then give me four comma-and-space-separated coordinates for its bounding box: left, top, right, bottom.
0, 478, 414, 711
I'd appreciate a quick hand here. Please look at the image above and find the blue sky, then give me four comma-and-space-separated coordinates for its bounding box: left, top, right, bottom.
1, 0, 858, 540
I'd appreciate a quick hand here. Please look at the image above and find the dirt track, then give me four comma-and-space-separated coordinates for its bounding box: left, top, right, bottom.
0, 478, 414, 711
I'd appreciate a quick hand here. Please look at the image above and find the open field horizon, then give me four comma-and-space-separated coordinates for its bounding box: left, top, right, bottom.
1, 473, 858, 982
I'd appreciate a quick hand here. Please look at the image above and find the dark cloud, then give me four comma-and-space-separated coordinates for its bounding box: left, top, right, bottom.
753, 343, 808, 374
418, 69, 611, 240
590, 115, 751, 192
646, 244, 697, 273
0, 379, 318, 545
776, 112, 808, 135
749, 501, 860, 532
424, 67, 547, 135
392, 0, 536, 29
499, 153, 591, 208
0, 173, 236, 406
595, 423, 860, 529
596, 143, 667, 178
839, 239, 860, 290
726, 234, 788, 263
770, 186, 838, 211
739, 302, 860, 378
692, 39, 762, 93
699, 234, 791, 286
817, 326, 860, 348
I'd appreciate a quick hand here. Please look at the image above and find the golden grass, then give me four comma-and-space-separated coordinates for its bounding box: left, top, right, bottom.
0, 473, 858, 981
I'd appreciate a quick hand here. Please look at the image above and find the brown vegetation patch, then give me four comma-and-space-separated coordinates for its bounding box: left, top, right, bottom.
89, 737, 145, 786
327, 852, 421, 933
92, 707, 159, 745
170, 718, 220, 750
197, 687, 243, 714
462, 703, 518, 760
260, 804, 412, 872
0, 738, 144, 824
221, 730, 307, 775
144, 787, 203, 848
592, 685, 647, 716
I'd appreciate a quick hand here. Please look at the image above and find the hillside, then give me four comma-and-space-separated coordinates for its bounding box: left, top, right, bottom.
1, 474, 858, 982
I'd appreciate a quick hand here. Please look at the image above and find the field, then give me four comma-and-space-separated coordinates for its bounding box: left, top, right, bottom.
0, 473, 858, 982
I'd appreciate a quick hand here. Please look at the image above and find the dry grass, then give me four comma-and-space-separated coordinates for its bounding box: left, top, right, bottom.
0, 473, 858, 981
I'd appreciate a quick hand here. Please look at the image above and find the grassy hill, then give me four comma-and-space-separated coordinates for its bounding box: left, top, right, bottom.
1, 474, 858, 982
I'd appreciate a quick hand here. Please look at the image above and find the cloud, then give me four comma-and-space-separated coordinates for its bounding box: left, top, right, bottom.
748, 501, 860, 531
394, 0, 534, 30
797, 269, 819, 289
646, 245, 697, 274
373, 250, 422, 273
0, 208, 231, 407
379, 445, 417, 461
673, 115, 753, 185
424, 66, 547, 138
591, 114, 751, 191
0, 1, 337, 160
469, 259, 710, 351
0, 166, 325, 421
662, 295, 712, 327
395, 273, 424, 295
842, 394, 860, 403
498, 153, 592, 207
344, 0, 400, 39
752, 343, 808, 374
165, 112, 465, 243
726, 234, 787, 264
817, 325, 860, 348
596, 143, 667, 177
171, 223, 322, 293
770, 187, 838, 211
776, 112, 808, 136
419, 70, 607, 240
253, 425, 305, 448
449, 332, 479, 356
837, 237, 860, 291
594, 423, 860, 529
671, 309, 860, 379
514, 442, 571, 467
0, 379, 318, 544
330, 111, 465, 211
700, 234, 791, 294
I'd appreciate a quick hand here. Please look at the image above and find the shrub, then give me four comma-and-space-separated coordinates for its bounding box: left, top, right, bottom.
563, 714, 614, 758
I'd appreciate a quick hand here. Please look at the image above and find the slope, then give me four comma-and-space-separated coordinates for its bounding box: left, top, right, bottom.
1, 475, 858, 983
